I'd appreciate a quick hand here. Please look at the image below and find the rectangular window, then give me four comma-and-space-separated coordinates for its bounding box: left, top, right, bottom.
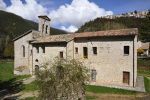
83, 47, 88, 59
124, 46, 129, 54
91, 69, 96, 81
42, 47, 45, 53
93, 47, 97, 55
60, 52, 63, 58
46, 25, 48, 34
123, 72, 129, 85
75, 47, 78, 54
36, 47, 39, 53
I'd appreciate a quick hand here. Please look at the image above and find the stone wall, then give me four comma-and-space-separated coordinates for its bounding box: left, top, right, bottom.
74, 36, 137, 87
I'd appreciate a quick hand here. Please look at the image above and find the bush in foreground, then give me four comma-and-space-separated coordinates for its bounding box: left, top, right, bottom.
35, 57, 91, 100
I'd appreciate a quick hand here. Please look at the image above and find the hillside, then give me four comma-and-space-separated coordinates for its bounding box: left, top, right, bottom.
0, 10, 68, 58
0, 10, 67, 42
75, 17, 145, 33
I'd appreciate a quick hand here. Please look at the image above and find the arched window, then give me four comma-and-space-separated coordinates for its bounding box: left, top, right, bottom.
22, 45, 25, 57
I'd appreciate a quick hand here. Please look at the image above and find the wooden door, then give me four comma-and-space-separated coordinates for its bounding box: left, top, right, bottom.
123, 72, 129, 85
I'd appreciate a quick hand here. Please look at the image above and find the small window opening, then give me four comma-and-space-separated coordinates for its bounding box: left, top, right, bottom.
91, 69, 96, 81
35, 59, 38, 62
22, 46, 25, 57
83, 47, 88, 59
93, 47, 97, 55
123, 72, 129, 85
42, 47, 45, 53
31, 49, 32, 55
46, 25, 48, 34
60, 52, 63, 58
75, 47, 78, 54
56, 66, 64, 79
124, 46, 129, 54
36, 47, 39, 53
42, 24, 44, 33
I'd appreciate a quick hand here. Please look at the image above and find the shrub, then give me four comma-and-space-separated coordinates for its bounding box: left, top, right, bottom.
35, 57, 91, 100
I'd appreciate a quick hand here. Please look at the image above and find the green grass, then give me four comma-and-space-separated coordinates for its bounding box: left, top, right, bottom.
137, 71, 150, 75
22, 81, 39, 91
85, 85, 139, 95
144, 77, 150, 93
137, 58, 150, 68
0, 63, 31, 81
0, 62, 31, 91
86, 96, 99, 100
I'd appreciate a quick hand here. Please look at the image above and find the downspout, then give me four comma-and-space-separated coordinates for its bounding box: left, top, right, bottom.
133, 36, 135, 87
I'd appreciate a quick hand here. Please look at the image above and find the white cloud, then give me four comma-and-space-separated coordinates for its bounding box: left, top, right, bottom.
49, 0, 113, 28
0, 0, 113, 32
0, 0, 6, 10
60, 25, 78, 32
0, 0, 48, 20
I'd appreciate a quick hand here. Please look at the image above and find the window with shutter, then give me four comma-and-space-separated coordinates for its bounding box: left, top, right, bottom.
83, 47, 88, 59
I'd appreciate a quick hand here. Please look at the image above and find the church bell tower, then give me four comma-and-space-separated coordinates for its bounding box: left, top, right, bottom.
38, 15, 51, 36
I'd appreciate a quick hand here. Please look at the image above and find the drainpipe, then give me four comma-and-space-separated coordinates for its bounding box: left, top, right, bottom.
133, 36, 135, 87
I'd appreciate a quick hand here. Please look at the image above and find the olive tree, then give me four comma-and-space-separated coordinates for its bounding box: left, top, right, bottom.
35, 57, 91, 100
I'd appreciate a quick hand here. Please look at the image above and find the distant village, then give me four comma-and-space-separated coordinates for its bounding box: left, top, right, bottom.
102, 11, 148, 19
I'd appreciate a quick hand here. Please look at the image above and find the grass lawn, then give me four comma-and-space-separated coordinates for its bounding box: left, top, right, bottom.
85, 85, 139, 95
137, 58, 150, 70
144, 77, 150, 94
0, 62, 31, 90
0, 59, 149, 99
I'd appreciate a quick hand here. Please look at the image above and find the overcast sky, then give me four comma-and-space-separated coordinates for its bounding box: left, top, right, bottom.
0, 0, 150, 32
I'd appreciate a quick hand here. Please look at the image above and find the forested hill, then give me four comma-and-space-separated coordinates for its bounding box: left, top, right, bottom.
75, 17, 145, 33
0, 10, 67, 43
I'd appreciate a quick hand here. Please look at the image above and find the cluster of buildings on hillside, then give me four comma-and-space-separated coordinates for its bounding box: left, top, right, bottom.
102, 11, 148, 19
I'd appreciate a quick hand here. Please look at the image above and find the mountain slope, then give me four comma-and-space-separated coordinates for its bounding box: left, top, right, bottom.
0, 10, 67, 42
75, 17, 145, 33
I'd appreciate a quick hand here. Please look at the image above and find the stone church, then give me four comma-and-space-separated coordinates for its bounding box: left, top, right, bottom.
13, 15, 138, 87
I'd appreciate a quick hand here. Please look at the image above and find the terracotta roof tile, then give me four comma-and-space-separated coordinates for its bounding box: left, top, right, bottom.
31, 28, 138, 43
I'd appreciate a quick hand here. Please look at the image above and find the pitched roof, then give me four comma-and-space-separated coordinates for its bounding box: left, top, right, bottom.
12, 30, 40, 41
31, 28, 138, 43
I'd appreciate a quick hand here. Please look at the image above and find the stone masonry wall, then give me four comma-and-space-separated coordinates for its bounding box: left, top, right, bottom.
74, 36, 137, 87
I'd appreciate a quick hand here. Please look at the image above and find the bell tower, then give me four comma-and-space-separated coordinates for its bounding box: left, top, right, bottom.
38, 15, 51, 36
